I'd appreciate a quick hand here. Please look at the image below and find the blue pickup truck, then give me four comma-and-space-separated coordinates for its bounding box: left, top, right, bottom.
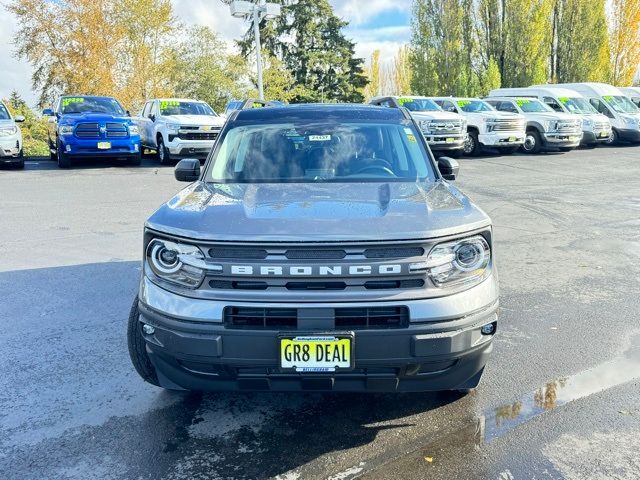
43, 96, 141, 168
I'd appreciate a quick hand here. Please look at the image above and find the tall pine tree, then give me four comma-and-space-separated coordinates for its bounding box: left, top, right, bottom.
235, 0, 368, 103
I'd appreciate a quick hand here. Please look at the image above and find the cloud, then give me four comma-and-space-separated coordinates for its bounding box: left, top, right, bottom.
332, 0, 412, 26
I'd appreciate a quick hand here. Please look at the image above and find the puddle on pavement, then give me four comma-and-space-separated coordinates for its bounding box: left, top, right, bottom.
356, 333, 640, 479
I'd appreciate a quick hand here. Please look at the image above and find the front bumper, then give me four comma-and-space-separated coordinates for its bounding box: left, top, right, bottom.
137, 275, 499, 392
425, 135, 466, 151
59, 135, 140, 158
542, 132, 582, 148
478, 132, 525, 147
167, 140, 215, 159
582, 129, 611, 145
617, 128, 640, 143
0, 136, 21, 159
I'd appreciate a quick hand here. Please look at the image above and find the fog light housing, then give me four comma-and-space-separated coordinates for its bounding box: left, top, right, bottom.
481, 322, 496, 335
65, 145, 71, 152
142, 324, 155, 335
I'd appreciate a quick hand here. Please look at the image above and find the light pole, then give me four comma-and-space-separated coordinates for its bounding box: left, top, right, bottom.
230, 0, 282, 100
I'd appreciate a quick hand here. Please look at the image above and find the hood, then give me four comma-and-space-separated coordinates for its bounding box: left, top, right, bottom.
527, 112, 577, 121
59, 113, 133, 125
0, 119, 16, 127
409, 111, 463, 122
163, 114, 225, 127
146, 181, 491, 242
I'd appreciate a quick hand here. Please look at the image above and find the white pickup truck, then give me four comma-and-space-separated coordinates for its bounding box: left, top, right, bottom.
135, 98, 226, 164
430, 97, 526, 156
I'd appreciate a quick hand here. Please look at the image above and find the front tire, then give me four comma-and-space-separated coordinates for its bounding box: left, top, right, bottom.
127, 297, 160, 387
463, 131, 482, 156
522, 130, 542, 154
56, 140, 71, 168
157, 137, 172, 165
605, 129, 618, 146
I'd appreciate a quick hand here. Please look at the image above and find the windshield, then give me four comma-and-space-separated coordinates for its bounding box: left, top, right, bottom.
159, 101, 216, 116
398, 98, 440, 112
602, 95, 639, 114
0, 103, 10, 120
457, 100, 493, 113
558, 97, 597, 114
60, 97, 125, 115
207, 121, 435, 183
516, 99, 552, 113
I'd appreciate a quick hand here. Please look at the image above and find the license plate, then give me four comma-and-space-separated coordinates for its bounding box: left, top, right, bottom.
280, 335, 352, 372
97, 141, 111, 150
446, 137, 455, 143
599, 132, 609, 138
508, 136, 516, 142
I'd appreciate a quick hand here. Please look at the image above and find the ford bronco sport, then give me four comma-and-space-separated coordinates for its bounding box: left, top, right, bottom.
127, 103, 499, 393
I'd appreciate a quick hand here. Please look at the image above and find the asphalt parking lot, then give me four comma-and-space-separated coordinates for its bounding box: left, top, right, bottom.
2, 146, 640, 480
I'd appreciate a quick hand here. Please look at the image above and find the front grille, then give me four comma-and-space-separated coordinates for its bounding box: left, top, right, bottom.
364, 247, 424, 259
223, 306, 410, 330
178, 130, 220, 141
335, 307, 409, 329
490, 119, 525, 132
285, 249, 346, 259
556, 121, 581, 133
224, 307, 297, 329
209, 247, 268, 259
75, 123, 99, 138
106, 123, 128, 138
429, 120, 464, 135
594, 121, 610, 130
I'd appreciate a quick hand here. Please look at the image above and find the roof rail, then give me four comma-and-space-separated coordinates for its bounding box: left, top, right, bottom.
238, 99, 282, 110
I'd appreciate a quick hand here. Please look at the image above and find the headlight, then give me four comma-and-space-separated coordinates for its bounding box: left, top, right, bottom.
623, 115, 639, 127
422, 235, 491, 287
146, 239, 207, 288
167, 123, 180, 132
58, 125, 74, 135
545, 121, 557, 132
128, 125, 139, 135
485, 118, 498, 132
0, 126, 18, 137
582, 118, 593, 128
419, 120, 432, 134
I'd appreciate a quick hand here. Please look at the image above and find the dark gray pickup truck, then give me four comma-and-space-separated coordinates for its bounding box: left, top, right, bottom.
127, 103, 499, 393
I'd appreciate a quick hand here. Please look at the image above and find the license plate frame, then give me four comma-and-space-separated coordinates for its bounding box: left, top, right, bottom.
279, 333, 354, 373
97, 141, 111, 150
508, 136, 517, 142
445, 137, 455, 143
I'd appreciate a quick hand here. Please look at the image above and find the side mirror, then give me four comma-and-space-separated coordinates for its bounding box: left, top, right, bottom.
126, 110, 131, 116
438, 157, 459, 181
174, 159, 201, 182
14, 115, 25, 123
42, 108, 54, 116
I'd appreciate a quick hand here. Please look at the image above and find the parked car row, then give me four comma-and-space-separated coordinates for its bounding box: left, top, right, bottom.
1, 81, 639, 170
370, 83, 639, 158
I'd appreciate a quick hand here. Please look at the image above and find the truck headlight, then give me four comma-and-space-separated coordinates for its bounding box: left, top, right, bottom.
0, 126, 18, 137
420, 120, 432, 134
623, 115, 639, 127
485, 119, 498, 132
423, 235, 491, 287
58, 125, 74, 135
582, 118, 593, 128
146, 239, 206, 288
128, 125, 139, 135
167, 123, 180, 133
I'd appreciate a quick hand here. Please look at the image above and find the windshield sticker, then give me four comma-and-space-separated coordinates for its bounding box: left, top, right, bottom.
603, 96, 613, 102
398, 97, 413, 106
515, 99, 531, 107
62, 97, 84, 107
457, 100, 471, 107
404, 128, 417, 142
252, 102, 264, 108
309, 135, 331, 142
558, 97, 570, 104
160, 100, 180, 109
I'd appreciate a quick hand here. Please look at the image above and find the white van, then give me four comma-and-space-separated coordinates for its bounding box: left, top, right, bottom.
534, 83, 640, 144
620, 87, 640, 108
489, 87, 611, 148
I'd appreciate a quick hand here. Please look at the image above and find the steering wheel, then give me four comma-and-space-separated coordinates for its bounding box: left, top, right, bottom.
353, 158, 396, 177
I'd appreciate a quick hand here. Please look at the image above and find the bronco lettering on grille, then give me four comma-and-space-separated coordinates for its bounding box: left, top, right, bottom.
229, 264, 406, 276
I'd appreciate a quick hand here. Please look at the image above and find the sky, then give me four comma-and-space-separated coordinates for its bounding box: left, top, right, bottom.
0, 0, 412, 107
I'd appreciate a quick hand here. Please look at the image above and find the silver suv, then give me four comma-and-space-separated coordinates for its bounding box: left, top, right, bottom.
127, 103, 499, 393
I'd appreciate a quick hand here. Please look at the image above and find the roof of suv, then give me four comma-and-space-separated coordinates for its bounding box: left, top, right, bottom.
233, 103, 407, 122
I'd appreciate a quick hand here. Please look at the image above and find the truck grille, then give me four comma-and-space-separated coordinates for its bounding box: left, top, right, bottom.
490, 119, 525, 132
556, 120, 582, 134
74, 122, 129, 138
201, 241, 430, 301
594, 120, 610, 131
223, 306, 409, 330
427, 120, 464, 135
177, 126, 221, 141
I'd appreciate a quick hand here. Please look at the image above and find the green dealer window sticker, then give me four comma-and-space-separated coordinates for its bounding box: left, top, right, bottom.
558, 97, 570, 104
602, 96, 613, 102
515, 99, 531, 107
159, 100, 180, 110
62, 97, 84, 107
457, 100, 471, 107
398, 97, 413, 106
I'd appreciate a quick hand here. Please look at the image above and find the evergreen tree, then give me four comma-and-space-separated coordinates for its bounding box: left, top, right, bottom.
235, 0, 368, 103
